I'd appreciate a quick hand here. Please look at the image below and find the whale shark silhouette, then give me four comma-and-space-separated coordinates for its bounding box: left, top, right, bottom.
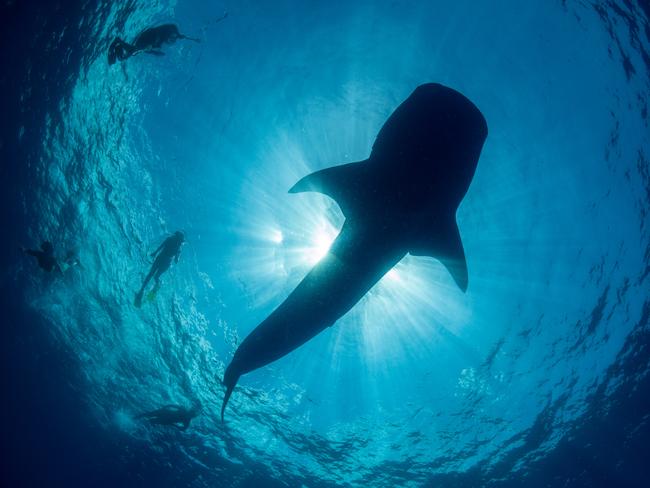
221, 83, 488, 419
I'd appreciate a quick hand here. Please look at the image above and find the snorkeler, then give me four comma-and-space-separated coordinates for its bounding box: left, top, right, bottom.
108, 24, 200, 65
134, 231, 184, 307
22, 241, 62, 274
135, 402, 201, 430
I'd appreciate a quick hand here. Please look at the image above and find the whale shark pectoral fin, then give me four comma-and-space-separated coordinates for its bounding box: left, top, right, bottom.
410, 219, 468, 292
289, 161, 368, 218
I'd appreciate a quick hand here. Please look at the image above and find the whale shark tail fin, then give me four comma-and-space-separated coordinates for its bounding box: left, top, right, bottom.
410, 218, 468, 292
289, 161, 368, 219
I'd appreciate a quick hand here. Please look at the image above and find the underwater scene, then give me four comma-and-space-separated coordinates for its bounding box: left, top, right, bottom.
1, 0, 649, 486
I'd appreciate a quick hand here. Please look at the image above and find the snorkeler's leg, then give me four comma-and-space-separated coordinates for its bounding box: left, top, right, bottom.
148, 274, 162, 300
153, 259, 171, 291
135, 266, 156, 307
141, 267, 156, 292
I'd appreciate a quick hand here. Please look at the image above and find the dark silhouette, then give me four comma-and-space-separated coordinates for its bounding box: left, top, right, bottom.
135, 402, 201, 430
22, 241, 62, 274
134, 231, 184, 307
108, 24, 200, 65
221, 83, 488, 419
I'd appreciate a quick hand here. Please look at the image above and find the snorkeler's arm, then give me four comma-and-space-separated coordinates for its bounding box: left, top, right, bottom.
175, 248, 181, 264
24, 248, 40, 257
179, 34, 201, 43
177, 12, 227, 44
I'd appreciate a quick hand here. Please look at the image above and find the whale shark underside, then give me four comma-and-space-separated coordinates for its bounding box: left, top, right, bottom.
221, 83, 488, 420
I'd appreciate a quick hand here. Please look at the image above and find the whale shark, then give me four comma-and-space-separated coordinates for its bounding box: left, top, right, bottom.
221, 83, 488, 419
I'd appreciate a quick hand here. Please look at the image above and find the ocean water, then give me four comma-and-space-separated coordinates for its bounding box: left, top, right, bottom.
1, 0, 649, 487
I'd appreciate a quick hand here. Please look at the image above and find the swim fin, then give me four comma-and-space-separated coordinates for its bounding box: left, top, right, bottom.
146, 282, 160, 302
134, 291, 143, 308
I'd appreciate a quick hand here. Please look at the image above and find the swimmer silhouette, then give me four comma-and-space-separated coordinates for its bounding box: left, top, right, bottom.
221, 83, 488, 419
135, 402, 201, 430
108, 24, 200, 65
134, 231, 184, 308
22, 241, 62, 274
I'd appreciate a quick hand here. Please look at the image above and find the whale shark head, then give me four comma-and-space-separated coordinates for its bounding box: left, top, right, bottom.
290, 83, 487, 291
369, 83, 487, 209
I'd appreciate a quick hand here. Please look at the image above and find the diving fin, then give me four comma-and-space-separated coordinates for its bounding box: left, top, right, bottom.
146, 282, 161, 302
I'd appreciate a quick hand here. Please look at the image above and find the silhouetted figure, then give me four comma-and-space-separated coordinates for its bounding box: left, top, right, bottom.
108, 24, 200, 65
221, 83, 489, 419
134, 231, 184, 307
22, 241, 62, 274
135, 402, 201, 430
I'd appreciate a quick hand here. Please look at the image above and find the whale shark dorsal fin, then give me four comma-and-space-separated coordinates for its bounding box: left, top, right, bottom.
410, 219, 468, 292
289, 161, 367, 218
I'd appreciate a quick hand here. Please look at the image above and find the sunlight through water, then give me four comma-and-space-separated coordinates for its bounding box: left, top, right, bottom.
11, 0, 650, 486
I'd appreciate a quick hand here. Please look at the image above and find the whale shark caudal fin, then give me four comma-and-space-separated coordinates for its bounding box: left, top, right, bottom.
289, 161, 368, 219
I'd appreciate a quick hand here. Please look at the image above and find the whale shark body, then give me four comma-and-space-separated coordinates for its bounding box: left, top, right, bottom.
221, 83, 488, 419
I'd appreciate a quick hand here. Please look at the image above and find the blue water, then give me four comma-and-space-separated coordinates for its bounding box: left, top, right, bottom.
1, 0, 649, 486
